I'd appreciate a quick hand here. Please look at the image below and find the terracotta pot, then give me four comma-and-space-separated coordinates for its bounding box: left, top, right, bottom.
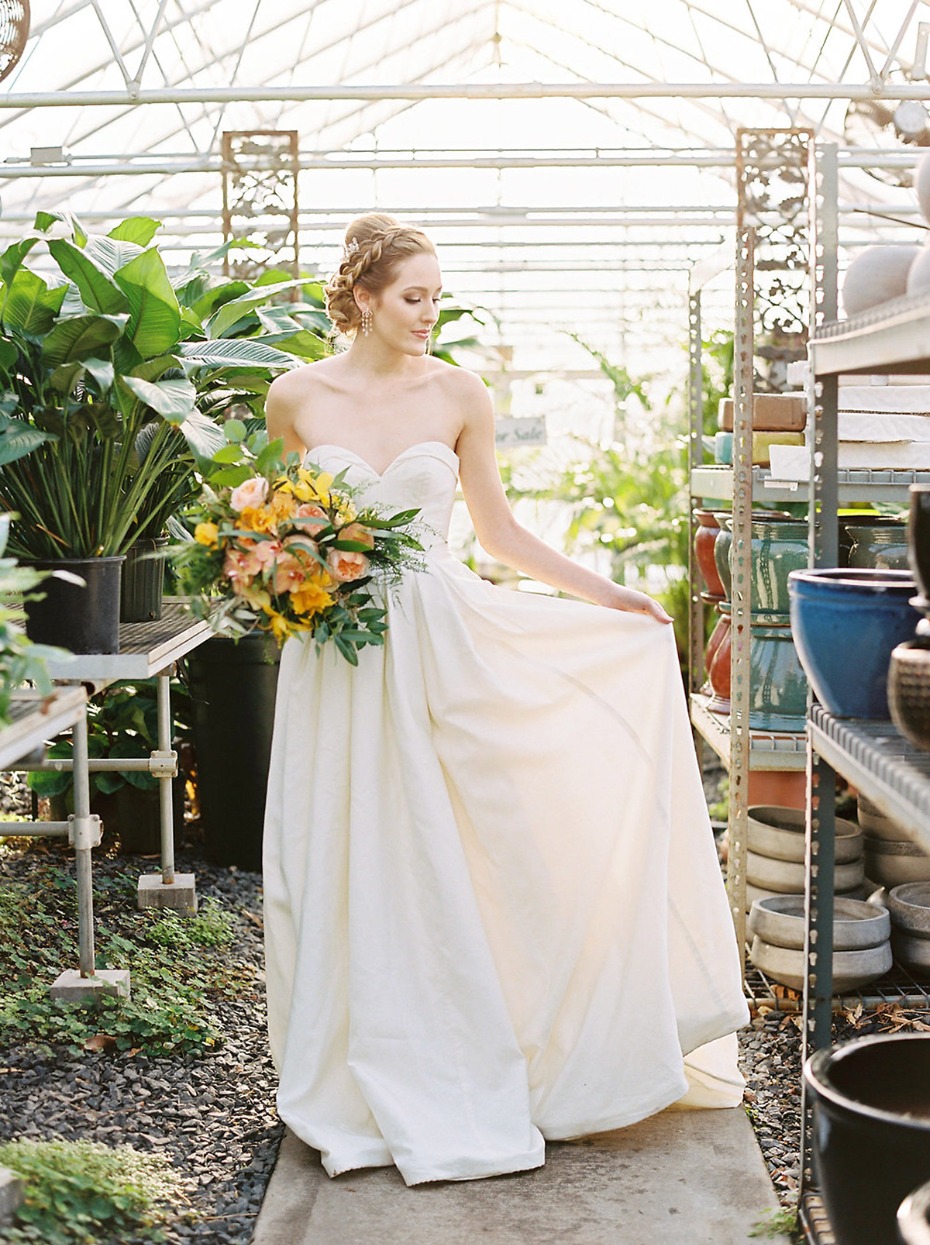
703, 608, 729, 682
707, 602, 731, 711
747, 769, 807, 810
693, 508, 726, 598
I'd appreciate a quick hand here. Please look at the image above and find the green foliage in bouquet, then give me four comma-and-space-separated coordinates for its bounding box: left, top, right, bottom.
173, 423, 425, 664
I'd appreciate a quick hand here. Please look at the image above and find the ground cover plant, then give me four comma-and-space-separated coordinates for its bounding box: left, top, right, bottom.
0, 817, 279, 1245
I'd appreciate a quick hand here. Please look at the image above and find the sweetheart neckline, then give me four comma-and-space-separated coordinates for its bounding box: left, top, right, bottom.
306, 440, 460, 480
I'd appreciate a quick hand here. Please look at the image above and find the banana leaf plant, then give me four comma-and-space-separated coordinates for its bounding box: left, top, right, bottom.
0, 213, 329, 561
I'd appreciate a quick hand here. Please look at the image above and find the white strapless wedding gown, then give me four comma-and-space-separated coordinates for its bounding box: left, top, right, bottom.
263, 441, 749, 1187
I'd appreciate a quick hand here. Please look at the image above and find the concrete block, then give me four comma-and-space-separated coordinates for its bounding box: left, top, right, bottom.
253, 1109, 790, 1245
0, 1166, 23, 1222
137, 872, 197, 914
50, 968, 131, 1001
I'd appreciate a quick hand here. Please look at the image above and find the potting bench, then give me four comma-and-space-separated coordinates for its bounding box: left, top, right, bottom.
35, 601, 214, 914
0, 686, 131, 998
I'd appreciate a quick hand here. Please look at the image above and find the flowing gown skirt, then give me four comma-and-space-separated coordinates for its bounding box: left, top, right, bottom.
263, 444, 749, 1186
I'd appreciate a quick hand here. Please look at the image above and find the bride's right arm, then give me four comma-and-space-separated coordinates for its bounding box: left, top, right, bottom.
265, 372, 309, 458
455, 374, 672, 623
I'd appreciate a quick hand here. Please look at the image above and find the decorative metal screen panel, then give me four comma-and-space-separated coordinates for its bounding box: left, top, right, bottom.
221, 130, 300, 281
737, 127, 813, 391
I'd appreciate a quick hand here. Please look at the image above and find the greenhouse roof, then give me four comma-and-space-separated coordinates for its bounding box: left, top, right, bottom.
1, 0, 929, 374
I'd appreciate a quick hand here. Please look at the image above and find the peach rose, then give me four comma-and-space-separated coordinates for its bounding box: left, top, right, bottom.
229, 476, 269, 513
326, 548, 369, 583
340, 522, 375, 550
294, 502, 328, 528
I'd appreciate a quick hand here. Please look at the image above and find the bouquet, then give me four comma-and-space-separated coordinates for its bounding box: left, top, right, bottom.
173, 433, 424, 665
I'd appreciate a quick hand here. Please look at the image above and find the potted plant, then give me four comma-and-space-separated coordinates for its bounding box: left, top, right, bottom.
0, 212, 326, 651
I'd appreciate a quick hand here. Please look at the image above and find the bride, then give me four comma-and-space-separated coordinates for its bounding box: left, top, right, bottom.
262, 212, 749, 1187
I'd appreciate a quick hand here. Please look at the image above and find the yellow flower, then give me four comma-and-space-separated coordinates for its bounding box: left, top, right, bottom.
238, 505, 276, 534
194, 522, 219, 548
269, 489, 297, 523
334, 499, 357, 525
291, 579, 334, 616
264, 610, 292, 642
282, 468, 334, 506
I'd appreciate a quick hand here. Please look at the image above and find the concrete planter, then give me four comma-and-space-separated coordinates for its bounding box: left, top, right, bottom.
748, 894, 890, 951
750, 935, 891, 992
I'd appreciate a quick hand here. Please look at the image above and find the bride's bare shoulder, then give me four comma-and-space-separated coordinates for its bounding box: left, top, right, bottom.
429, 358, 489, 403
268, 356, 348, 404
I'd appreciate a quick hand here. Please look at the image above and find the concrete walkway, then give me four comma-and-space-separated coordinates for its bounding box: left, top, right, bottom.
252, 1108, 788, 1245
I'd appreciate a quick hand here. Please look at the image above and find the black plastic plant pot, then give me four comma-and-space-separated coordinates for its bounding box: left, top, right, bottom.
120, 536, 168, 623
185, 633, 281, 872
804, 1033, 930, 1245
24, 556, 124, 654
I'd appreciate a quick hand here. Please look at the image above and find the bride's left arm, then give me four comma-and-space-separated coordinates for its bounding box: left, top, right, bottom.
454, 375, 672, 624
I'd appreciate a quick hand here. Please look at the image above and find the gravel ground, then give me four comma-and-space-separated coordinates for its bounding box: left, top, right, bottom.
8, 761, 916, 1242
0, 771, 281, 1245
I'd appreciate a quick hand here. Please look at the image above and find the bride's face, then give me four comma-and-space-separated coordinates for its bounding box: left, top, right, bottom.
366, 252, 442, 355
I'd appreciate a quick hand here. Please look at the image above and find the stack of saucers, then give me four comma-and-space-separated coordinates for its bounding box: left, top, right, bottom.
888, 882, 930, 977
748, 894, 892, 992
745, 805, 866, 912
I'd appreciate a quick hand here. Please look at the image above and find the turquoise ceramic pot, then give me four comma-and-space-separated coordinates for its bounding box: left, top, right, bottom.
748, 620, 808, 731
789, 568, 920, 719
750, 517, 809, 620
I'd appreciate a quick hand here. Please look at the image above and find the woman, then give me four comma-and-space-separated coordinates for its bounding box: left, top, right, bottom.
262, 212, 748, 1188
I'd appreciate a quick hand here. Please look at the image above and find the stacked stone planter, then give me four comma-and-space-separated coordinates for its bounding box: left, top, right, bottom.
746, 804, 866, 912
858, 794, 930, 890
748, 893, 892, 992
887, 882, 930, 978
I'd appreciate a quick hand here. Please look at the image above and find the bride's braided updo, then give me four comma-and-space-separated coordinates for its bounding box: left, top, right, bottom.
325, 213, 436, 337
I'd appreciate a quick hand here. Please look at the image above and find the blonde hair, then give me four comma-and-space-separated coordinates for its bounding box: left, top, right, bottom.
325, 213, 436, 337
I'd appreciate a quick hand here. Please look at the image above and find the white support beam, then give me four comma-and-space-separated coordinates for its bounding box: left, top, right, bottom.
4, 81, 930, 109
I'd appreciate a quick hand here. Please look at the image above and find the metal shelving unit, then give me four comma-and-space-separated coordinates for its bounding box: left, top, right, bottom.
799, 141, 930, 1240
688, 228, 808, 955
692, 464, 930, 506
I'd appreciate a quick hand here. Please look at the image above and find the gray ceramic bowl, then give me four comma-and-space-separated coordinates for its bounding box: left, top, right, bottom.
748, 894, 891, 951
748, 804, 863, 864
888, 882, 930, 939
750, 935, 892, 992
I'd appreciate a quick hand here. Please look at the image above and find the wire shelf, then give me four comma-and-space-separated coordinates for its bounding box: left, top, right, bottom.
744, 962, 930, 1014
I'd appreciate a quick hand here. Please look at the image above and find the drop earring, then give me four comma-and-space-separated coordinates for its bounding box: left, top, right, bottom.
361, 307, 373, 337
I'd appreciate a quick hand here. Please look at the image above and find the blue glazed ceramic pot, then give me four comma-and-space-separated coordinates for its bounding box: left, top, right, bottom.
788, 568, 920, 720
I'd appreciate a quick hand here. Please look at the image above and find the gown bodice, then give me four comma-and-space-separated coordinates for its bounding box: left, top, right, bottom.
306, 441, 459, 546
